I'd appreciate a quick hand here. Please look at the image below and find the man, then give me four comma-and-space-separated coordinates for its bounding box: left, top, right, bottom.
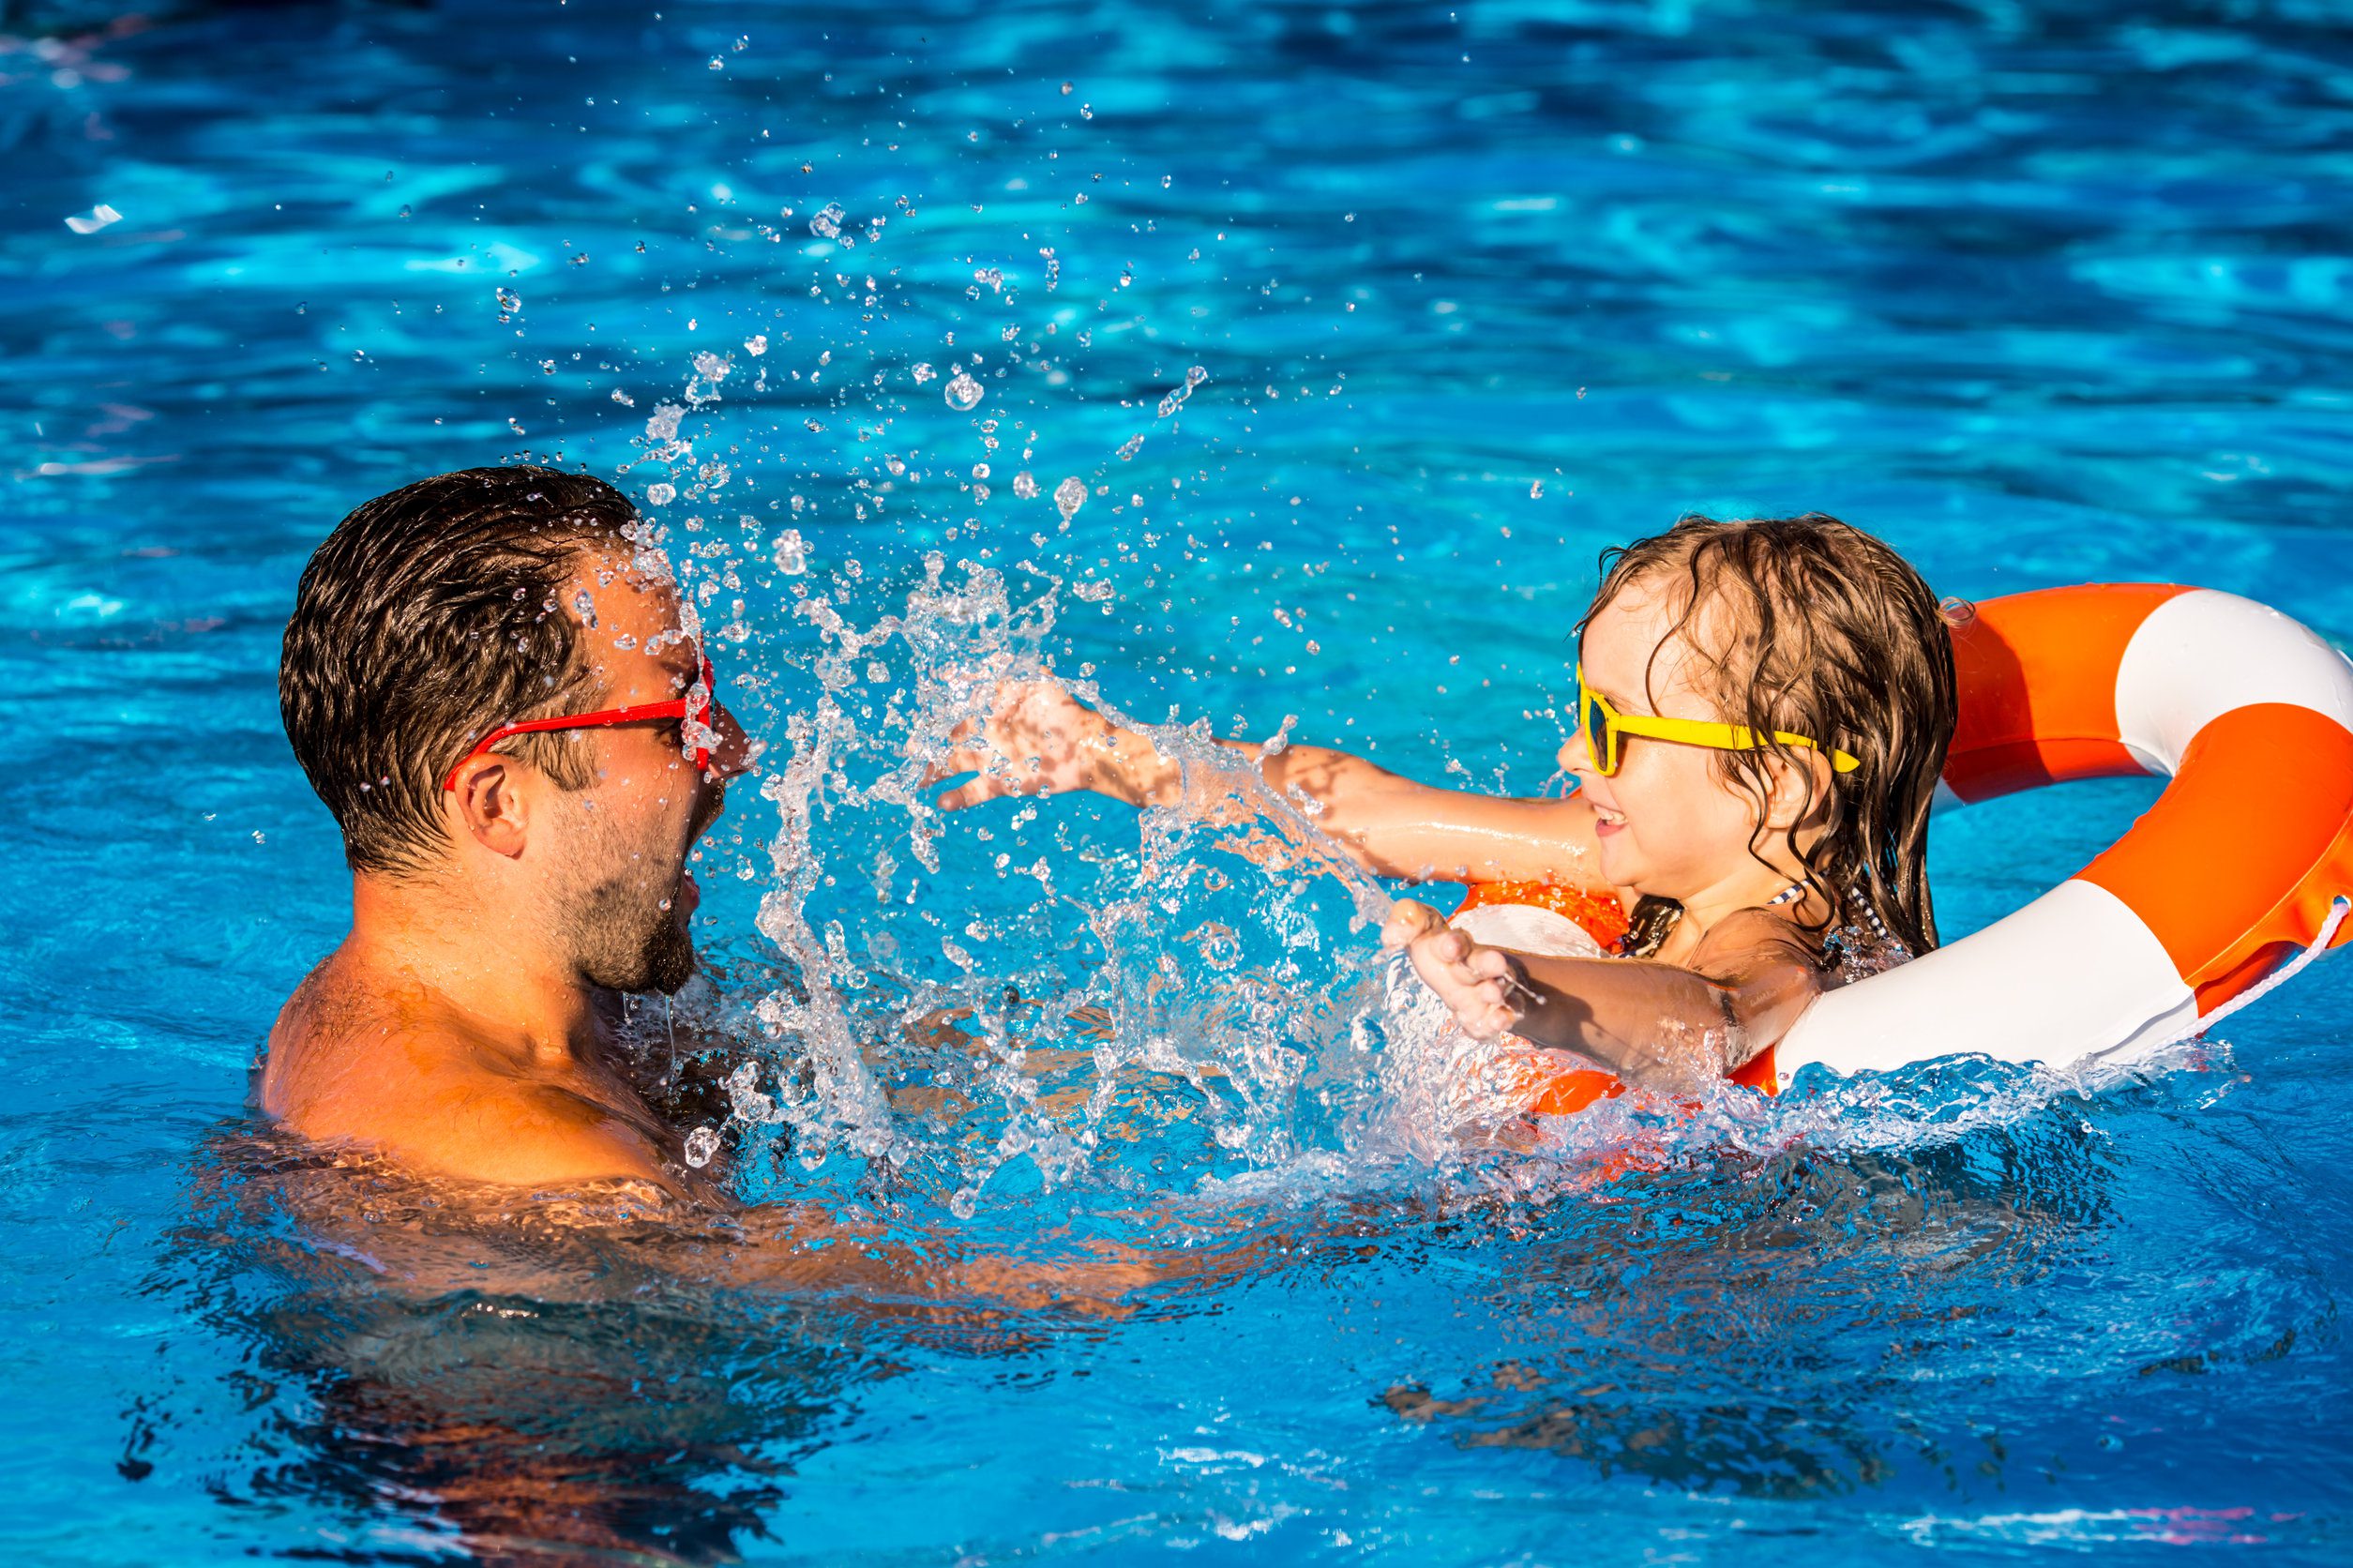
264, 465, 754, 1192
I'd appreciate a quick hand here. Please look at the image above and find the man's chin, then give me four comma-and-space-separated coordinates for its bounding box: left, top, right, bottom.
581, 920, 698, 996
644, 926, 699, 996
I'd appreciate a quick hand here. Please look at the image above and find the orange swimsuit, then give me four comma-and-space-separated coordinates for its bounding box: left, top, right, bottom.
1453, 880, 1780, 1113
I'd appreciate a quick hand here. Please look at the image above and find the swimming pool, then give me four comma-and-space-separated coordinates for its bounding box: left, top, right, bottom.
6, 0, 2353, 1560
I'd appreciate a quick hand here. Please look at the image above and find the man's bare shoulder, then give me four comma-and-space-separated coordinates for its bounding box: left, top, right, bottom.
263, 960, 675, 1191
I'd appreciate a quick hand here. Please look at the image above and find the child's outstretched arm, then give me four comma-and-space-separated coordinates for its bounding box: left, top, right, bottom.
1380, 900, 1822, 1093
925, 679, 1606, 888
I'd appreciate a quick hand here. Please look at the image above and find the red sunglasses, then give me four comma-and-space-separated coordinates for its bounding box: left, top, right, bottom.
442, 653, 719, 792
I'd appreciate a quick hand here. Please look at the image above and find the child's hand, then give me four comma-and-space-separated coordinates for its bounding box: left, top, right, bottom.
925, 679, 1169, 810
1381, 899, 1530, 1041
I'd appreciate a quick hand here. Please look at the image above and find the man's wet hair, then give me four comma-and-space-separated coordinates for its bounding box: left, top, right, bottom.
280, 465, 637, 875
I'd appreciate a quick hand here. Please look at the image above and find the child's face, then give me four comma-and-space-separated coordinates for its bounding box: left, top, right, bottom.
1559, 581, 1787, 902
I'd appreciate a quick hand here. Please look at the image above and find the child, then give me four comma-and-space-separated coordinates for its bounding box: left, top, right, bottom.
928, 513, 1958, 1096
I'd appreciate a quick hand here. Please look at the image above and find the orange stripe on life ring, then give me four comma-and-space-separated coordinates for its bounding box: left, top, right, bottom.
1944, 584, 2195, 800
2077, 702, 2353, 1013
1455, 878, 1631, 948
1522, 1045, 1779, 1118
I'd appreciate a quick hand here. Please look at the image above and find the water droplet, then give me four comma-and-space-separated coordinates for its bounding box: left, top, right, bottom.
683, 1126, 720, 1167
808, 202, 844, 239
1053, 475, 1087, 520
910, 362, 936, 384
646, 482, 677, 505
944, 369, 984, 411
773, 528, 807, 574
745, 334, 767, 355
1012, 471, 1039, 499
1530, 480, 1544, 499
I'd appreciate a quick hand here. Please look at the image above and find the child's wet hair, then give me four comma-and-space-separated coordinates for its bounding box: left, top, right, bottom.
1580, 512, 1959, 956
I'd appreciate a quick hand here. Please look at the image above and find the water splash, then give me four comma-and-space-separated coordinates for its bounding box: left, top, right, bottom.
723, 559, 1420, 1211
1154, 365, 1209, 418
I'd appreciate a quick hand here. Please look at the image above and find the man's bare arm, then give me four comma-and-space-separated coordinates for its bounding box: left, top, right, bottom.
687, 1200, 1266, 1317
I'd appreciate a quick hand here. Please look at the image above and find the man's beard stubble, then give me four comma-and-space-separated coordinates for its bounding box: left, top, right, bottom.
575, 873, 697, 996
563, 788, 716, 997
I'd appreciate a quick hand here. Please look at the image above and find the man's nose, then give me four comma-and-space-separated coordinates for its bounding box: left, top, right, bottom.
707, 700, 756, 780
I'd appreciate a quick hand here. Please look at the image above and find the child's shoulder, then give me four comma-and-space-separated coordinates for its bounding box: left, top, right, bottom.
1687, 903, 1828, 988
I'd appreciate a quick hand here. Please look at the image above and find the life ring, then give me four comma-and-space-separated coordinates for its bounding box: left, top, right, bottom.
1456, 584, 2353, 1110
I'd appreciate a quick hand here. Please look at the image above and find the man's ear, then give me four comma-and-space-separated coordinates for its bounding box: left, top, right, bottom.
447, 758, 531, 860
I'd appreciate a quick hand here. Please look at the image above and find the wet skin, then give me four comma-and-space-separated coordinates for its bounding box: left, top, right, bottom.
256, 546, 1259, 1318
932, 578, 1847, 1091
261, 557, 755, 1194
1379, 580, 1840, 1084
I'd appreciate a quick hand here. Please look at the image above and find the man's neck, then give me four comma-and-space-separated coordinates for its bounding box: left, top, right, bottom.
345, 871, 601, 1065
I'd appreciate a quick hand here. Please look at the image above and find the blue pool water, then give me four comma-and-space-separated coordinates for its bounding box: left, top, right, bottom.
7, 0, 2353, 1561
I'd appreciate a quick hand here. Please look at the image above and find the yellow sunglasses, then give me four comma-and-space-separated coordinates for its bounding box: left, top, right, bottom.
1576, 664, 1861, 777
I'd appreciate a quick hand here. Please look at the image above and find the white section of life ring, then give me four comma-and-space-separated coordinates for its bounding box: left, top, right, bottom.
1781, 586, 2353, 1079
1776, 879, 2198, 1077
2114, 589, 2353, 774
1451, 902, 1606, 959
